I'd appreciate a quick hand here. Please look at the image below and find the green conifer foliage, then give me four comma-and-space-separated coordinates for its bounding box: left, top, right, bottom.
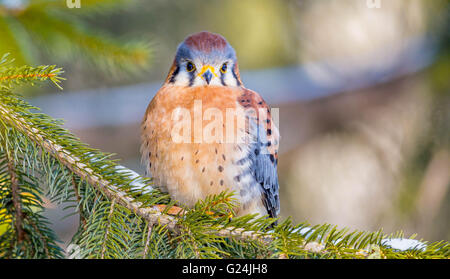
0, 0, 150, 71
0, 55, 448, 259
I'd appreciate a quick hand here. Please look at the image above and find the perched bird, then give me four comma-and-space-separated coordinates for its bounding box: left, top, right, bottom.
141, 31, 280, 219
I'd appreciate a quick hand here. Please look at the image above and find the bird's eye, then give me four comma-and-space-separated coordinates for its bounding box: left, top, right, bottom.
220, 63, 228, 74
186, 61, 195, 72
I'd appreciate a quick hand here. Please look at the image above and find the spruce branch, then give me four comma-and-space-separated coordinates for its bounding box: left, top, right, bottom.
101, 198, 116, 259
142, 223, 152, 259
2, 97, 448, 258
0, 54, 65, 89
1, 1, 151, 74
0, 101, 274, 245
0, 101, 179, 231
71, 175, 86, 229
5, 152, 24, 244
1, 58, 449, 258
0, 95, 449, 258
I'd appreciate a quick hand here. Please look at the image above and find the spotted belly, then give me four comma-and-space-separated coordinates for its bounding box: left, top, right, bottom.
145, 139, 265, 216
140, 85, 268, 216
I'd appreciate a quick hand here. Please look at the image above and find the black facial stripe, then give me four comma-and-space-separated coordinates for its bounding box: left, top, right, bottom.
169, 66, 180, 83
232, 67, 241, 86
188, 70, 196, 87
220, 72, 226, 86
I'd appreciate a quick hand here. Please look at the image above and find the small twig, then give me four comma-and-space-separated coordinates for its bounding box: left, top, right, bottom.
5, 151, 25, 243
71, 175, 87, 229
101, 199, 116, 259
0, 73, 56, 81
142, 224, 152, 259
26, 215, 50, 258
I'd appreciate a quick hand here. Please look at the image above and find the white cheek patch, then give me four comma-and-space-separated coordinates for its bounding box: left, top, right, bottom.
172, 71, 192, 87
222, 72, 238, 87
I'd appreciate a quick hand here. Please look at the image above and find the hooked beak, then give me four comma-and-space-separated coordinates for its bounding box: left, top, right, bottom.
198, 65, 217, 85
202, 70, 213, 85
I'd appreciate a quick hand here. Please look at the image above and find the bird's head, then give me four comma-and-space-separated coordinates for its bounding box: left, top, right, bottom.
166, 31, 242, 87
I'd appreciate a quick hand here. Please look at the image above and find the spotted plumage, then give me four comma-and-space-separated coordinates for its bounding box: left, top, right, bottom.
141, 31, 280, 219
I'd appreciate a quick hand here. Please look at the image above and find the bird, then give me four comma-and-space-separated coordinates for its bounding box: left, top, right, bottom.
140, 31, 280, 220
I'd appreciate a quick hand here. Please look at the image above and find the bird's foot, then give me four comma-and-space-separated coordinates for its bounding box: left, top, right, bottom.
152, 204, 184, 215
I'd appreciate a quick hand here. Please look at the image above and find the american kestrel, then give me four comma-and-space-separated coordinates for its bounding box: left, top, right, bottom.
141, 31, 280, 219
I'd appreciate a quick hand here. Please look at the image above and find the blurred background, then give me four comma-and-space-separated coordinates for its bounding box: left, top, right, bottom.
1, 0, 448, 247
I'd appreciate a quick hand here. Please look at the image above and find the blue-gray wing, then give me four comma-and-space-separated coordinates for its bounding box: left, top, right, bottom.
248, 123, 280, 218
238, 88, 280, 218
